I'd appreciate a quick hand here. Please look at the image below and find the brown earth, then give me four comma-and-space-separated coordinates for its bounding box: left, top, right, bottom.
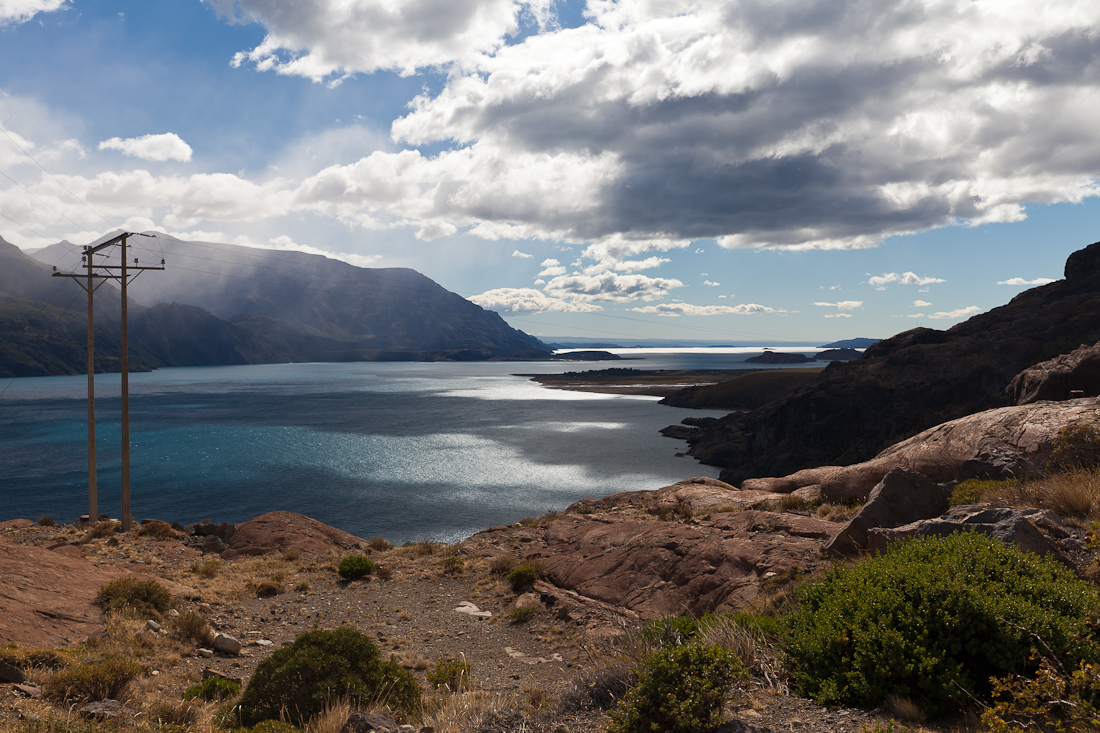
0, 507, 974, 733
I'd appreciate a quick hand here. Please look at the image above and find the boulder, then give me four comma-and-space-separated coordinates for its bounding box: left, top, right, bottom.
823, 468, 951, 556
1008, 342, 1100, 404
340, 711, 398, 733
212, 633, 242, 655
740, 400, 1100, 503
79, 700, 134, 720
0, 661, 25, 684
515, 593, 542, 610
222, 511, 368, 560
868, 505, 1084, 568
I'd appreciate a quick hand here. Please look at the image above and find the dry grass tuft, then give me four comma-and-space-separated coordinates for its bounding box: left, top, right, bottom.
36, 515, 55, 527
1038, 469, 1100, 518
304, 699, 355, 733
369, 536, 394, 552
419, 691, 529, 733
488, 556, 518, 576
886, 693, 928, 724
137, 519, 179, 540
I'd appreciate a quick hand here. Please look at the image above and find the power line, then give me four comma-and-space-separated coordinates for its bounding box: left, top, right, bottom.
0, 124, 120, 231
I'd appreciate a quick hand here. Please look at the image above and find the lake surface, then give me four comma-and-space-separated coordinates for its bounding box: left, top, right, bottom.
0, 348, 826, 543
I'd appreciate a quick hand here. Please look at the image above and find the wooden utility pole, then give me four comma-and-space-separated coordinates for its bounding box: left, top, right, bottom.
54, 233, 163, 529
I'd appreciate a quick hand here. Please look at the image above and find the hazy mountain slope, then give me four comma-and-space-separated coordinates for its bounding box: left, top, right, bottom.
0, 240, 291, 376
670, 240, 1100, 485
32, 236, 546, 352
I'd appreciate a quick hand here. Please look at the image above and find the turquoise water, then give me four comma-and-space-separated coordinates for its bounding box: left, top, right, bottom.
0, 352, 792, 543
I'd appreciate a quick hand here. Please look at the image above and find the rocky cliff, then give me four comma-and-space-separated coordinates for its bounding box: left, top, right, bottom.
667, 240, 1100, 485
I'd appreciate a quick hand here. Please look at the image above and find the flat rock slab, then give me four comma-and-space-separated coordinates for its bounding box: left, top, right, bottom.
541, 510, 837, 618
0, 538, 192, 648
222, 511, 369, 560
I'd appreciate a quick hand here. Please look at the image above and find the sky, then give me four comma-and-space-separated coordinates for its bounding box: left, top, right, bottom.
1, 0, 1098, 345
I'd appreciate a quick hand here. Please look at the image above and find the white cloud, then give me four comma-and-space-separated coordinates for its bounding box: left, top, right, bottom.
868, 272, 946, 290
613, 256, 669, 272
814, 300, 864, 310
511, 249, 533, 259
997, 276, 1057, 286
537, 258, 566, 277
213, 0, 557, 80
469, 288, 603, 315
703, 280, 720, 287
928, 305, 981, 320
98, 133, 193, 162
543, 271, 683, 303
0, 0, 68, 26
913, 299, 932, 307
629, 302, 780, 317
824, 313, 853, 318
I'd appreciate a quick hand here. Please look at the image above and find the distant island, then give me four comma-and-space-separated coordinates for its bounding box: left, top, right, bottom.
745, 351, 812, 364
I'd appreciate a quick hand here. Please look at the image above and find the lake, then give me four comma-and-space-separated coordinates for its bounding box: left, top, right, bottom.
0, 348, 823, 543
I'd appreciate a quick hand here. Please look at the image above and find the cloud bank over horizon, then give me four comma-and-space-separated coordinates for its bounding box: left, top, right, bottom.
1, 0, 1097, 337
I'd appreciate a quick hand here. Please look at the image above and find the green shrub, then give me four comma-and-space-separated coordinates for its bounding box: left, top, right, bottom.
427, 658, 472, 691
506, 565, 540, 593
506, 606, 540, 624
253, 580, 283, 598
182, 675, 240, 702
783, 532, 1100, 715
439, 557, 464, 575
45, 658, 142, 702
949, 478, 1015, 506
94, 577, 172, 618
337, 555, 375, 580
236, 627, 421, 726
607, 644, 746, 733
1047, 424, 1100, 473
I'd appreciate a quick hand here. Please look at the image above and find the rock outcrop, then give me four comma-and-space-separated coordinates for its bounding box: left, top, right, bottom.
1008, 342, 1100, 404
667, 240, 1100, 484
867, 505, 1086, 568
740, 398, 1100, 503
823, 468, 951, 556
462, 478, 840, 620
744, 351, 811, 364
222, 511, 369, 560
0, 538, 188, 647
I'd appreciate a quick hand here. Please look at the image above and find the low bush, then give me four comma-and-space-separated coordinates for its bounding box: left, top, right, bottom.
1047, 424, 1100, 473
607, 644, 746, 733
428, 658, 472, 691
182, 675, 240, 702
337, 555, 375, 580
236, 627, 421, 727
37, 515, 55, 527
87, 520, 120, 539
253, 580, 284, 598
0, 647, 68, 671
439, 557, 464, 575
983, 656, 1100, 732
949, 478, 1015, 506
94, 577, 172, 619
137, 519, 178, 539
169, 608, 213, 645
488, 556, 518, 576
506, 606, 540, 624
506, 565, 540, 593
783, 532, 1100, 715
45, 658, 142, 702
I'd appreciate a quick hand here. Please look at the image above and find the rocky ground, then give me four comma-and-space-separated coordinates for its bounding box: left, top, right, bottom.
0, 496, 992, 733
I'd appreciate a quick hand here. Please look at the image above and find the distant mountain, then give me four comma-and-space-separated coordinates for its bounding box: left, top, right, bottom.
31, 234, 545, 356
818, 337, 879, 349
2, 235, 547, 377
667, 241, 1100, 485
